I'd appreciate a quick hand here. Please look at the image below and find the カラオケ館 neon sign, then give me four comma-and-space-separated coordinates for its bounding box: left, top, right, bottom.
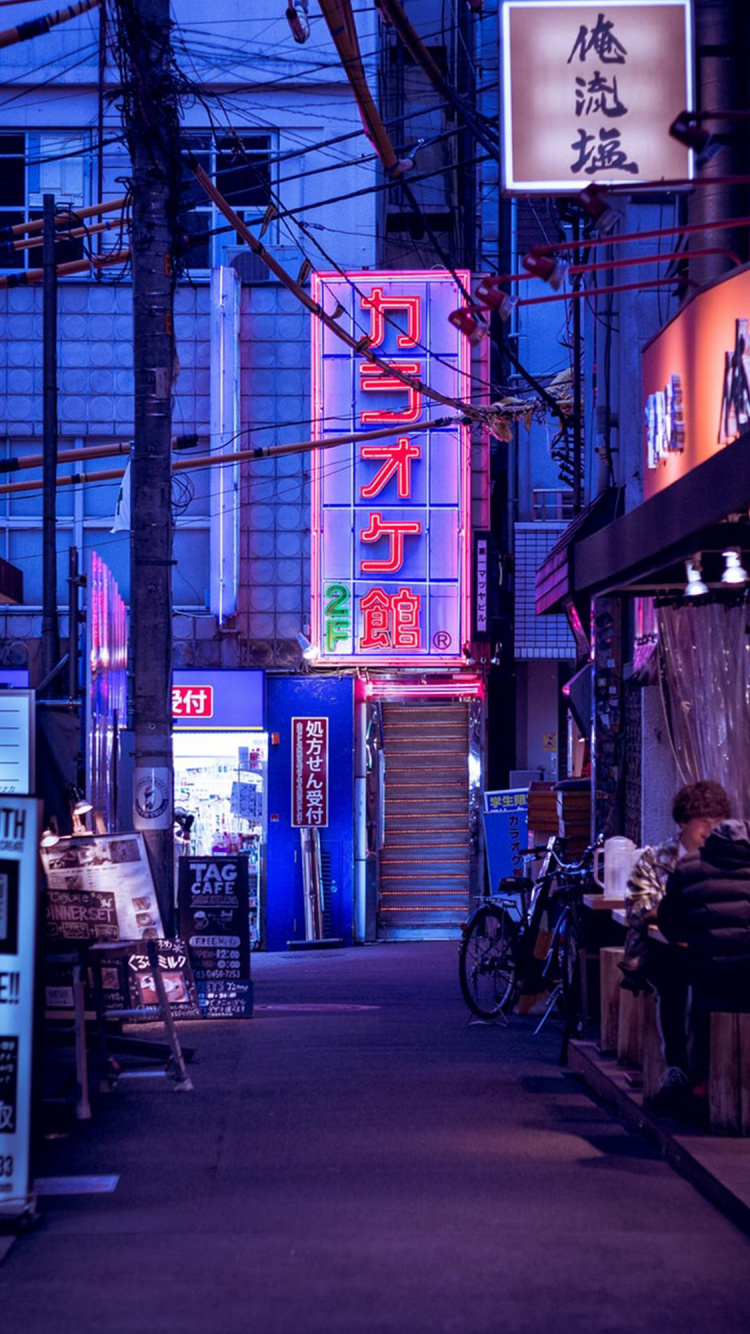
311, 272, 471, 666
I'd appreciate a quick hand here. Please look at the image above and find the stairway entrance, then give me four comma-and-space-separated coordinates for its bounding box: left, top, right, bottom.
377, 701, 472, 940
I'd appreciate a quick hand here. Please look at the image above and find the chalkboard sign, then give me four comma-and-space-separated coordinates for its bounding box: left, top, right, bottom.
92, 939, 202, 1020
177, 856, 253, 1018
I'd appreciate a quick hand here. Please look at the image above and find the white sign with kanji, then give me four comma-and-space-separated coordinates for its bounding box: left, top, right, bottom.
291, 717, 329, 828
501, 2, 692, 192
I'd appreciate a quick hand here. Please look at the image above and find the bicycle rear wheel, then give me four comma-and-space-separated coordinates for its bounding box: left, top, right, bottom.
459, 904, 519, 1019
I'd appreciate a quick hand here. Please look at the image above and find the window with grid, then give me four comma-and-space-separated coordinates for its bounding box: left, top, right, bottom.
181, 133, 273, 272
0, 132, 91, 270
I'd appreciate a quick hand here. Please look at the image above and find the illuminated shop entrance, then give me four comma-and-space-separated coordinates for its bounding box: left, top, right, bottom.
369, 688, 482, 941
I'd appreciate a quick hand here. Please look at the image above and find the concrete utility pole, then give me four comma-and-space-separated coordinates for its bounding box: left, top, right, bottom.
41, 193, 59, 687
116, 0, 180, 929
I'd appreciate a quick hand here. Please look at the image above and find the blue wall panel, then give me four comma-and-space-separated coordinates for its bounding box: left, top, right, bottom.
265, 676, 354, 952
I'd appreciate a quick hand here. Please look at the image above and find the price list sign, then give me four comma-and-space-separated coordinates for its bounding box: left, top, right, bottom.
178, 856, 253, 1018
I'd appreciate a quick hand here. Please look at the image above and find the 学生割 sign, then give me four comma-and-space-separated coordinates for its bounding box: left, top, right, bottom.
311, 271, 471, 666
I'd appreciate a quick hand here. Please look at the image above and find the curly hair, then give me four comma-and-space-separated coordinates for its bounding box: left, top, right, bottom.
672, 781, 731, 825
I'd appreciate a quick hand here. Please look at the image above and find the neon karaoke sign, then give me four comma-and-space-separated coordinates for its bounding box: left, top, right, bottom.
311, 271, 471, 666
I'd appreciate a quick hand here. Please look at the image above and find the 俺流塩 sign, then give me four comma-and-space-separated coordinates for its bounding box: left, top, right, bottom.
311, 272, 471, 666
501, 1, 693, 193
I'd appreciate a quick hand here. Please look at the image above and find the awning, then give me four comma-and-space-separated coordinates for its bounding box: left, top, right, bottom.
536, 432, 750, 607
574, 432, 750, 597
535, 487, 624, 616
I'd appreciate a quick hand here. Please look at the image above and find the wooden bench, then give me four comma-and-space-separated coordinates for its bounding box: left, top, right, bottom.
709, 1012, 750, 1134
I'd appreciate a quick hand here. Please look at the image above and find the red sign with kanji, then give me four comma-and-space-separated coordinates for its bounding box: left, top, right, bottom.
291, 717, 329, 828
172, 685, 214, 719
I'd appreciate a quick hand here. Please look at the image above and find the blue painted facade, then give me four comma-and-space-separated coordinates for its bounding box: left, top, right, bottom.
265, 675, 354, 952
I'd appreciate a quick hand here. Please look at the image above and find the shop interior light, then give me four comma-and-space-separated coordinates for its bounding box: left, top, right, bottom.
40, 819, 60, 849
447, 306, 488, 343
296, 631, 319, 662
578, 185, 621, 236
684, 555, 708, 597
474, 277, 518, 322
65, 783, 93, 836
66, 783, 92, 816
669, 112, 724, 168
521, 254, 569, 290
721, 547, 749, 585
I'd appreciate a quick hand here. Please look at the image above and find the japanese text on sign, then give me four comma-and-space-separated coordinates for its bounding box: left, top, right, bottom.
172, 685, 214, 720
291, 718, 329, 828
502, 2, 692, 192
311, 272, 470, 665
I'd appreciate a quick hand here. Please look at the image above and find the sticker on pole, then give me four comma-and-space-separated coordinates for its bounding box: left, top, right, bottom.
133, 767, 172, 830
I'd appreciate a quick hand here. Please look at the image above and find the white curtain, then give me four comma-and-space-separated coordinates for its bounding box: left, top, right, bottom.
657, 601, 750, 819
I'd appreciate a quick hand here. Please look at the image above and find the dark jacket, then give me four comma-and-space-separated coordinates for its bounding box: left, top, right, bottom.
658, 820, 750, 1010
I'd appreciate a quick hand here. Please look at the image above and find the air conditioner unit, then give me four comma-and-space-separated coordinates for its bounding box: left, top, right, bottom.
222, 245, 306, 285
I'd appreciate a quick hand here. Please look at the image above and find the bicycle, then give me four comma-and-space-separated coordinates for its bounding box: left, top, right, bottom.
458, 836, 598, 1054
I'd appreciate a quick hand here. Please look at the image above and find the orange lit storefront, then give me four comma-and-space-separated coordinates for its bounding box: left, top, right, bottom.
537, 263, 750, 837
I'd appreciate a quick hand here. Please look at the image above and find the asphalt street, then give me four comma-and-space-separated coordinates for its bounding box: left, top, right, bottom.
2, 941, 750, 1333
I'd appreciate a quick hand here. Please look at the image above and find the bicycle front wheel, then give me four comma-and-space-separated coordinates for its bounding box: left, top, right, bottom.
556, 909, 582, 1038
459, 904, 518, 1019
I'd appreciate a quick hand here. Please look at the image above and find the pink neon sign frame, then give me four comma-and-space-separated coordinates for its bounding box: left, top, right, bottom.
310, 270, 472, 668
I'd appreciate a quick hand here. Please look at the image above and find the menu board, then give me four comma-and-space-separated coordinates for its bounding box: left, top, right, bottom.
92, 939, 201, 1020
41, 834, 164, 944
177, 856, 253, 1018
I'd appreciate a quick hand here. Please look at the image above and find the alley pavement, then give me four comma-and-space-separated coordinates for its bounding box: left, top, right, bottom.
2, 941, 750, 1333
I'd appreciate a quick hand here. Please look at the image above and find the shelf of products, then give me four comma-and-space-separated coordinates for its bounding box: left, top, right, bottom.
173, 730, 267, 945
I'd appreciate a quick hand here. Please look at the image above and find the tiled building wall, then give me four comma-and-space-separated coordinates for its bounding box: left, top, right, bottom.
0, 282, 212, 439
237, 282, 311, 668
0, 280, 218, 668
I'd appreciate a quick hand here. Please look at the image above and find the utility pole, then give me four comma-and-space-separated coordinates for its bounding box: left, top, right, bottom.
41, 193, 59, 687
116, 0, 180, 930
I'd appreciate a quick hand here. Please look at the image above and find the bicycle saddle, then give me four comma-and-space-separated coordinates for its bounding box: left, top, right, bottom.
498, 876, 534, 893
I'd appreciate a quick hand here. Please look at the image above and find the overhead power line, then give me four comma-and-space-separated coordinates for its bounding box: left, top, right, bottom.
185, 151, 486, 422
0, 248, 130, 288
0, 418, 463, 497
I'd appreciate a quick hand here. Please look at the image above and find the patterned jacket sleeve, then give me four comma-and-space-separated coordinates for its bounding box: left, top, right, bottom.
625, 847, 666, 930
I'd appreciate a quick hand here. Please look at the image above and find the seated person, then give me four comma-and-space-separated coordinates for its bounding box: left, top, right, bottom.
622, 780, 731, 1115
659, 818, 750, 1088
